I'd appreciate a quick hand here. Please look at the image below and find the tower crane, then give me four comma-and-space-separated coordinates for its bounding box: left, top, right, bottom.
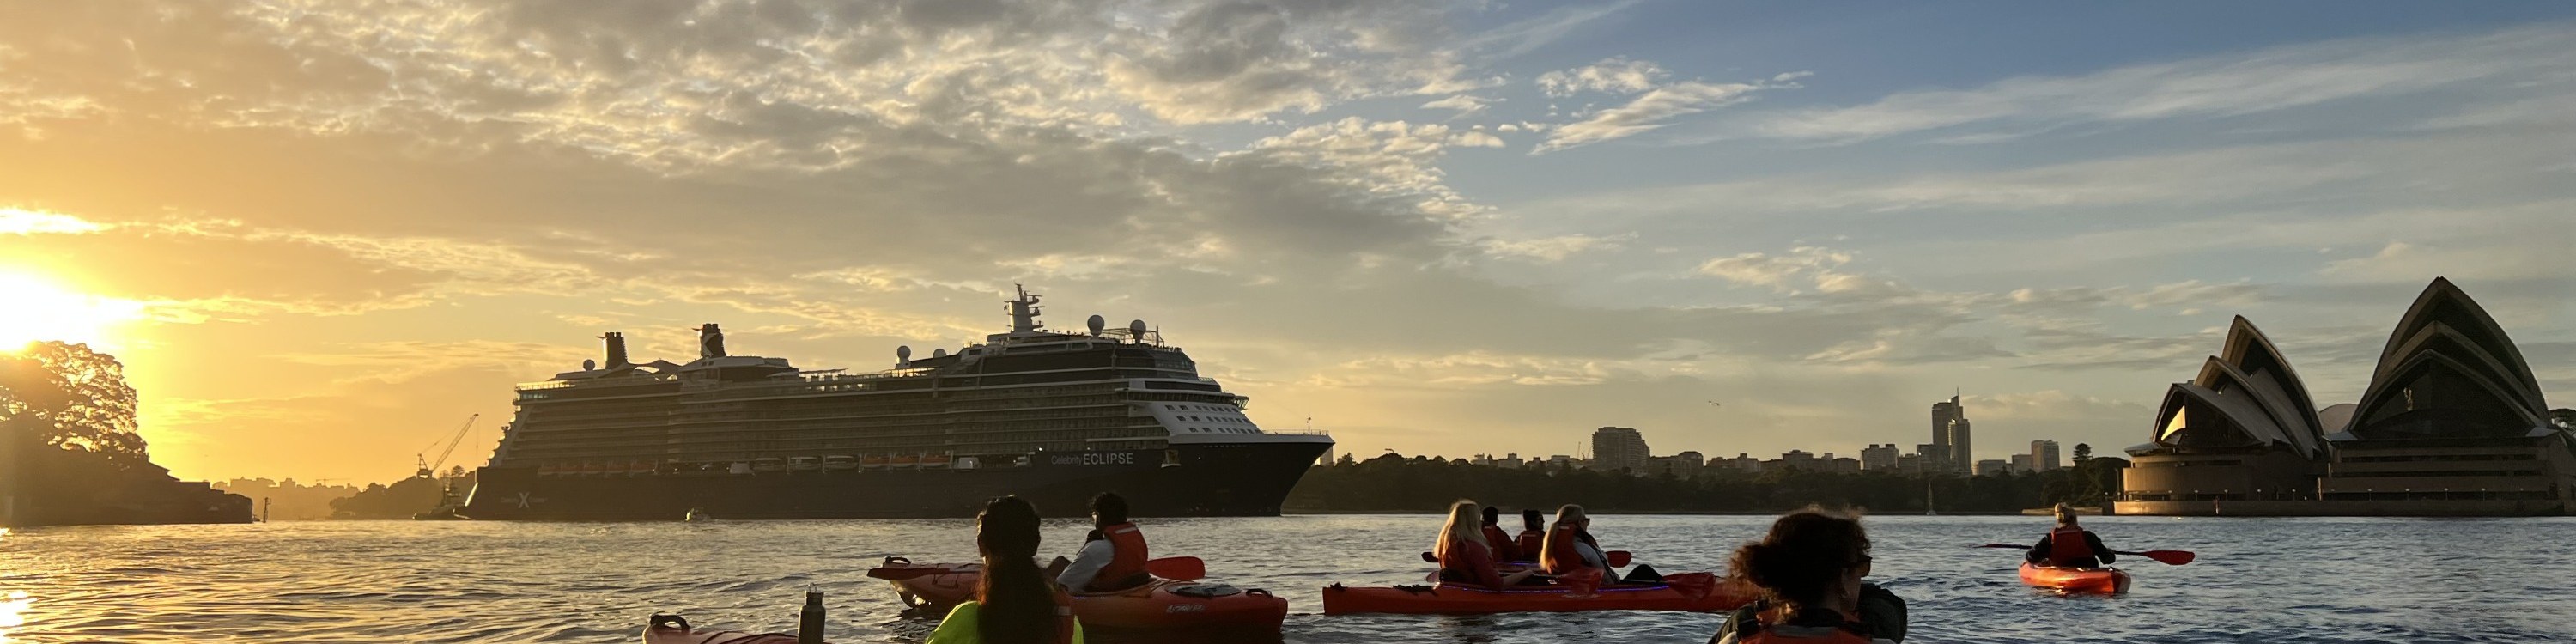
416, 414, 479, 479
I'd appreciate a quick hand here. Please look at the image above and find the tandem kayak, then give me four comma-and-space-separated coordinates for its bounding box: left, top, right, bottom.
2018, 562, 2130, 595
1319, 572, 1752, 615
641, 614, 805, 644
866, 557, 1288, 629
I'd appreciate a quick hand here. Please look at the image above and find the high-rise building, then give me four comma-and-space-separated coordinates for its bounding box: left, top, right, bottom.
1896, 453, 1923, 473
1945, 417, 1974, 472
1861, 444, 1900, 471
2030, 440, 2061, 471
1976, 459, 2010, 477
1931, 393, 1972, 472
2009, 453, 2034, 473
1590, 427, 1651, 472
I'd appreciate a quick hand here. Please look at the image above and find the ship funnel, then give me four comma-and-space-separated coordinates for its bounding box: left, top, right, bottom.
697, 324, 727, 359
603, 331, 630, 367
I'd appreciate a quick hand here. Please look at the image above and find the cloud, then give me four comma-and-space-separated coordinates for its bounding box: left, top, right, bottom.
1534, 81, 1773, 153
1481, 234, 1632, 262
0, 208, 106, 235
1421, 94, 1497, 116
1694, 246, 1856, 293
1707, 23, 2576, 144
1537, 58, 1668, 97
1460, 0, 1644, 59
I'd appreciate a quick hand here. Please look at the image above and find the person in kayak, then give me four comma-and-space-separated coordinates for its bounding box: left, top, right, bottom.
2026, 503, 2115, 568
1435, 500, 1538, 589
927, 495, 1083, 644
1540, 505, 1662, 584
1479, 505, 1520, 562
1709, 508, 1905, 644
1051, 493, 1151, 592
1514, 509, 1546, 561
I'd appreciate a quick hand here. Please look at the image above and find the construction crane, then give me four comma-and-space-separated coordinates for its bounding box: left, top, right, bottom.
416, 414, 479, 479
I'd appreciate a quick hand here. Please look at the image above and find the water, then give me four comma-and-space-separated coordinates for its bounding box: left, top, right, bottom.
3, 515, 2572, 643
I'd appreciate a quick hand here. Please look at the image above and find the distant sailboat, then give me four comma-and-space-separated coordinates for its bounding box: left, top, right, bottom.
1924, 480, 1937, 516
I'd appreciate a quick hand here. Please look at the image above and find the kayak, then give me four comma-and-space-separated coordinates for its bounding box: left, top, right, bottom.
641, 614, 805, 644
1319, 572, 1752, 615
866, 558, 1288, 629
2018, 562, 2130, 595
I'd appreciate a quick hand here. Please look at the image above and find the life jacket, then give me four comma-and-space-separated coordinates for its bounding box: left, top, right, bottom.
1093, 522, 1149, 588
1049, 586, 1078, 644
1434, 538, 1485, 580
1540, 523, 1590, 574
2046, 526, 2095, 565
1515, 529, 1544, 559
1735, 605, 1876, 644
1480, 526, 1516, 560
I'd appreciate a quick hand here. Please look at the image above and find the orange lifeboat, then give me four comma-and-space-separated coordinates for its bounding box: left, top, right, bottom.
890, 454, 920, 468
920, 453, 953, 469
867, 557, 1286, 630
860, 454, 888, 469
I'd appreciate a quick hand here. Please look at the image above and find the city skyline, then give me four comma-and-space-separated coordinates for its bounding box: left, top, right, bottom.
0, 3, 2570, 483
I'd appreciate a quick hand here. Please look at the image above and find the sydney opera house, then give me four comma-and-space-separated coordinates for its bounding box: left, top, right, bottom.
2117, 277, 2573, 516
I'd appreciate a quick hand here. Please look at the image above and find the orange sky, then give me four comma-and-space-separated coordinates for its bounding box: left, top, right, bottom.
3, 3, 2567, 485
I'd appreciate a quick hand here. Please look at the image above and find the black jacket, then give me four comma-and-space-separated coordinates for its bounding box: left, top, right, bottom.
1708, 583, 1906, 643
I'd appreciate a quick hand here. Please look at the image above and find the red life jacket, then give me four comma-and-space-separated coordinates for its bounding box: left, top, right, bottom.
1435, 538, 1490, 582
1540, 523, 1591, 574
2046, 526, 2095, 565
1094, 522, 1150, 587
1048, 586, 1078, 644
1480, 526, 1516, 561
1515, 529, 1544, 559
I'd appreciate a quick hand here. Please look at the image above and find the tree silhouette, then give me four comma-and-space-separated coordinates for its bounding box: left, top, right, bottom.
2072, 443, 2093, 462
0, 342, 147, 462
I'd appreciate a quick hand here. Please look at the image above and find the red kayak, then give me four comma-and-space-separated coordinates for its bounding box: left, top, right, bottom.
1320, 572, 1752, 615
866, 557, 1287, 629
2018, 562, 2130, 595
640, 614, 805, 644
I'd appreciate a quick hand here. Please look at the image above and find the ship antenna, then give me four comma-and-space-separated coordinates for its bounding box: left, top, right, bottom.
1007, 284, 1044, 333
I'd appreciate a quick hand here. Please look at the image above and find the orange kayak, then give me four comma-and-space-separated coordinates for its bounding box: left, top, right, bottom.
2018, 562, 2130, 595
640, 614, 804, 644
866, 558, 1287, 630
1319, 573, 1752, 615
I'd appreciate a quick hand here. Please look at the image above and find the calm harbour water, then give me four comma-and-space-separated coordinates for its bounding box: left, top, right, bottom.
2, 515, 2572, 643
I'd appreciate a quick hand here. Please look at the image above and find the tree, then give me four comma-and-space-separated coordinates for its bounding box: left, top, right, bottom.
1334, 453, 1356, 467
0, 342, 147, 462
2072, 443, 2093, 463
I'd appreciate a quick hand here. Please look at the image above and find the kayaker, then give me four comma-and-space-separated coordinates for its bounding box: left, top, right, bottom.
1709, 508, 1906, 644
1514, 509, 1546, 561
927, 495, 1084, 644
1479, 505, 1520, 562
1435, 500, 1538, 590
1053, 493, 1151, 592
1540, 505, 1662, 584
2026, 503, 2115, 568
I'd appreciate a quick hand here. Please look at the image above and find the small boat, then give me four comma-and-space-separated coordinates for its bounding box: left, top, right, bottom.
1319, 573, 1749, 615
822, 455, 858, 471
642, 614, 803, 644
921, 453, 954, 469
860, 454, 889, 470
867, 557, 1286, 630
891, 454, 920, 469
2018, 562, 2129, 595
787, 456, 821, 472
683, 508, 715, 522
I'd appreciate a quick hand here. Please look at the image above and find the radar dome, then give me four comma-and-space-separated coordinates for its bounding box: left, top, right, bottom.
1087, 314, 1106, 336
896, 345, 912, 361
1128, 319, 1148, 337
932, 348, 948, 358
582, 359, 597, 370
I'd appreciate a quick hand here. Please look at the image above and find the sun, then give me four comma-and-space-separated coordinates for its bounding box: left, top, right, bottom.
0, 270, 144, 351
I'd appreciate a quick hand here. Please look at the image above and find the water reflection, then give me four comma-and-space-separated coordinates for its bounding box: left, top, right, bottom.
0, 590, 30, 644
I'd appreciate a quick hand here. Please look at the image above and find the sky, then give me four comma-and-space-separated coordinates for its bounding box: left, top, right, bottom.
0, 1, 2570, 483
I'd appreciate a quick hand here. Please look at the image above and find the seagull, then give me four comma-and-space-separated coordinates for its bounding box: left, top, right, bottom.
1705, 400, 1722, 407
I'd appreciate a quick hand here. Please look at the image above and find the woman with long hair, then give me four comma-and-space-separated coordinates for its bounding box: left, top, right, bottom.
1707, 508, 1906, 644
1432, 500, 1534, 589
927, 496, 1083, 644
1538, 504, 1659, 583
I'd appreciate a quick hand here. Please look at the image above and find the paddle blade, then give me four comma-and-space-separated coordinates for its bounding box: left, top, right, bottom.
1975, 544, 2032, 550
1607, 550, 1631, 568
867, 567, 947, 580
1420, 551, 1440, 563
2129, 550, 2196, 566
1146, 556, 1206, 580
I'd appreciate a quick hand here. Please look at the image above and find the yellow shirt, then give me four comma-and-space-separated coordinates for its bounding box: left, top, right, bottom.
924, 601, 1086, 644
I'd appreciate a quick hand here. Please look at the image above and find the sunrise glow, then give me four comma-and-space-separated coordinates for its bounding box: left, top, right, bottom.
0, 270, 143, 350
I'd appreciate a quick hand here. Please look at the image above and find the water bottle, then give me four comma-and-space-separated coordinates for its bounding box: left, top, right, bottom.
798, 588, 824, 644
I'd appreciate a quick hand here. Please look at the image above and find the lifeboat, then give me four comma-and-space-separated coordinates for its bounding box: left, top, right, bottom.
891, 454, 921, 469
822, 455, 858, 471
867, 557, 1286, 630
538, 463, 561, 476
2018, 562, 2129, 595
860, 454, 888, 469
1318, 572, 1751, 615
921, 453, 954, 469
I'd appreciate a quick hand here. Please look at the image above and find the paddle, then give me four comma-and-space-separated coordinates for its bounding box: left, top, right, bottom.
1418, 550, 1632, 566
1976, 544, 2196, 566
1145, 556, 1206, 580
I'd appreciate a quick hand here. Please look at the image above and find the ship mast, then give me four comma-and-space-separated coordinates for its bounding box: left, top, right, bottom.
1007, 284, 1044, 334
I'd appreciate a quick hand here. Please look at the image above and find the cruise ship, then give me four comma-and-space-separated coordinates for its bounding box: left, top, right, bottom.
458, 287, 1334, 520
